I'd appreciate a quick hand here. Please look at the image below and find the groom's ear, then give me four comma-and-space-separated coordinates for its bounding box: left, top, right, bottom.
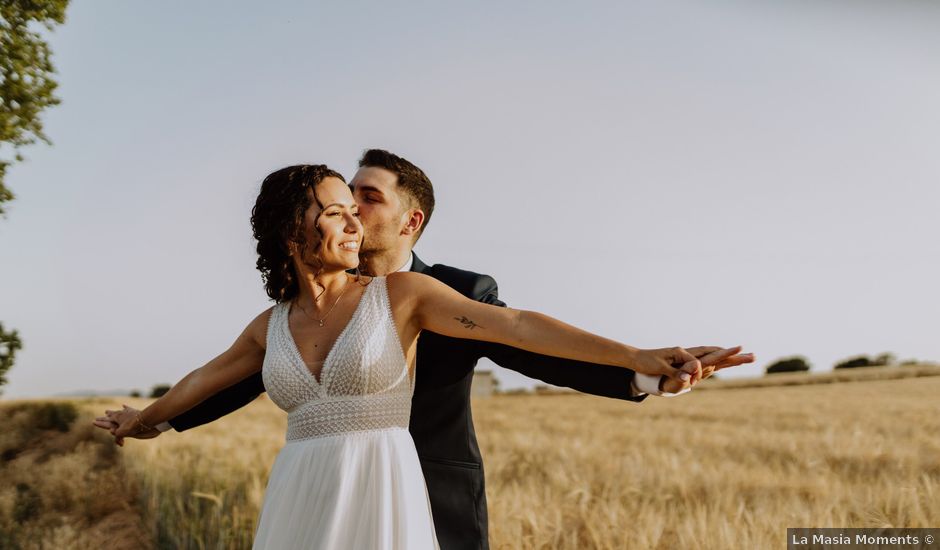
400, 208, 426, 240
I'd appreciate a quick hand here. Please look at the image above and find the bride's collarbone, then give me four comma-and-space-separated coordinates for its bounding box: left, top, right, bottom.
287, 287, 366, 364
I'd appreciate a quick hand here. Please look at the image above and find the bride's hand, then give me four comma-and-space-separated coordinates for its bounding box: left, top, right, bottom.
632, 347, 702, 382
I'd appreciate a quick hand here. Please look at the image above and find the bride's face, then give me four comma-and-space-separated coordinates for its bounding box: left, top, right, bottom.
298, 177, 363, 271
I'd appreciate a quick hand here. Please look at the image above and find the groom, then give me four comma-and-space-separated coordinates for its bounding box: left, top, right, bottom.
100, 149, 752, 550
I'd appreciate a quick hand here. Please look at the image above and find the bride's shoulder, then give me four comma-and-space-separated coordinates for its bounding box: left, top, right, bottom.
386, 271, 436, 287
386, 272, 447, 305
386, 271, 429, 291
243, 305, 277, 349
247, 305, 277, 327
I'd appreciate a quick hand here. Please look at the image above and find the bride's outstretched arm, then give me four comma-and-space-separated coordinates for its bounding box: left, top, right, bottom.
111, 308, 271, 438
393, 273, 700, 382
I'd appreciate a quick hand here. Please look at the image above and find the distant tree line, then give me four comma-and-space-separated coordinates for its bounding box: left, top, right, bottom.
124, 385, 171, 398
833, 353, 896, 369
765, 352, 921, 375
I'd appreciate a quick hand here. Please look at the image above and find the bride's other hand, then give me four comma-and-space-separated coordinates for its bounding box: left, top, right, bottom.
103, 405, 159, 443
632, 347, 702, 382
696, 346, 755, 372
93, 405, 160, 446
91, 414, 123, 445
660, 346, 756, 393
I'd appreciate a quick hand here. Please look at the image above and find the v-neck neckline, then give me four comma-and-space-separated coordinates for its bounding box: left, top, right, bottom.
283, 279, 373, 387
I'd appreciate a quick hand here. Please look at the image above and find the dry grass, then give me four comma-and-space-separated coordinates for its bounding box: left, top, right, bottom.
6, 374, 938, 549
477, 376, 940, 549
0, 400, 150, 550
90, 395, 286, 550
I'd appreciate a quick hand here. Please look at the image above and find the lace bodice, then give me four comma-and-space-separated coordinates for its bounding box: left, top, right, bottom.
262, 277, 414, 441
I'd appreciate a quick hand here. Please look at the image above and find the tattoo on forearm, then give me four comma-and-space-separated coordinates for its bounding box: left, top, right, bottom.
454, 316, 484, 330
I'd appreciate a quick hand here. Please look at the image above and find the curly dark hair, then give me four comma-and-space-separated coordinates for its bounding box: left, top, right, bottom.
359, 149, 435, 239
251, 164, 346, 302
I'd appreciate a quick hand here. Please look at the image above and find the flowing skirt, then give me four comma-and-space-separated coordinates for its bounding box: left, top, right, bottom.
253, 427, 439, 550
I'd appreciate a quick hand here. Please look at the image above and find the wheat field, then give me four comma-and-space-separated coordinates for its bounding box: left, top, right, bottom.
4, 373, 939, 549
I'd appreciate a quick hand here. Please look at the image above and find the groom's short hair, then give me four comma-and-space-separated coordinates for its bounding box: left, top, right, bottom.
359, 149, 435, 238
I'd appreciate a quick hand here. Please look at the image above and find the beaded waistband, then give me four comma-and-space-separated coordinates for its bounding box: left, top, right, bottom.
286, 393, 412, 441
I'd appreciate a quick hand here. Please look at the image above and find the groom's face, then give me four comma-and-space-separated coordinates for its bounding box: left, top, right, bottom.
350, 167, 412, 255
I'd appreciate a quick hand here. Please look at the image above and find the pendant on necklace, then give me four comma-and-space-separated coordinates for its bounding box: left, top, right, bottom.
318, 320, 325, 327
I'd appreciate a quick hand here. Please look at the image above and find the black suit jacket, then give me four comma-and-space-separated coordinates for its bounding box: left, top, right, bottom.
169, 254, 645, 550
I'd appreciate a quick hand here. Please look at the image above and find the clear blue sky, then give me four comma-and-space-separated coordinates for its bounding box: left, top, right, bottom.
1, 0, 938, 397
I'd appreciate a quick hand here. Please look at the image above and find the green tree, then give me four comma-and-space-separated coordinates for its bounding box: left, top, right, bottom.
0, 0, 69, 393
0, 323, 23, 393
765, 356, 811, 375
1, 0, 69, 215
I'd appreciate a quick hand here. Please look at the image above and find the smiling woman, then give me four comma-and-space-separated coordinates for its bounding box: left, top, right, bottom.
250, 164, 360, 303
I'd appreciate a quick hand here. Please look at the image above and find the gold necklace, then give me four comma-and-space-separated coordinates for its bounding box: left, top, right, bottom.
296, 276, 349, 327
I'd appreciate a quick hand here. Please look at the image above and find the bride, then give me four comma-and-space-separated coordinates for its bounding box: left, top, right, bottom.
107, 164, 722, 549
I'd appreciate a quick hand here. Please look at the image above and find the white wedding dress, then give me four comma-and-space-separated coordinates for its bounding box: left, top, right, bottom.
253, 277, 439, 549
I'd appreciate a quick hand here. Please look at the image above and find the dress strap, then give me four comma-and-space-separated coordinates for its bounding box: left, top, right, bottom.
265, 302, 287, 350
375, 276, 411, 386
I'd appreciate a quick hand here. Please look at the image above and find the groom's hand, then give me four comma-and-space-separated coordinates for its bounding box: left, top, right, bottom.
660, 346, 755, 393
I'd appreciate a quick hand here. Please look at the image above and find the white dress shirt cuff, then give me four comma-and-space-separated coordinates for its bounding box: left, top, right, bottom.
156, 421, 173, 432
632, 373, 692, 397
